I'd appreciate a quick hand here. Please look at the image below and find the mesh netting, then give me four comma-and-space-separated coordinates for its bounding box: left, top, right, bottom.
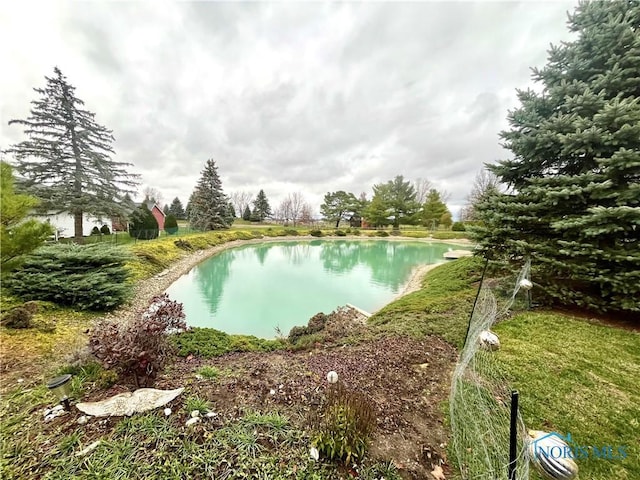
449, 259, 531, 480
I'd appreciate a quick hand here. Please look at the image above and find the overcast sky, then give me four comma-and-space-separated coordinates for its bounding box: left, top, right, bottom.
1, 1, 578, 218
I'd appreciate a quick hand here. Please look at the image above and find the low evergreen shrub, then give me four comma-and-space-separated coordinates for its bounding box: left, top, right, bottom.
309, 230, 324, 237
164, 214, 179, 235
334, 230, 346, 237
100, 225, 111, 235
173, 328, 283, 357
90, 226, 101, 236
451, 222, 466, 232
7, 244, 132, 311
283, 228, 299, 236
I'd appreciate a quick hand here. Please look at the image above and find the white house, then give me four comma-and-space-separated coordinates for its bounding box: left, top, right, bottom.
33, 212, 113, 240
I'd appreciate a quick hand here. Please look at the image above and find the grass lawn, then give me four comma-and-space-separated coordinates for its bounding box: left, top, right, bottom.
1, 242, 637, 479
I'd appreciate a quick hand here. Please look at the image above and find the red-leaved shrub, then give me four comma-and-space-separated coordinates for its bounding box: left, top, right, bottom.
89, 294, 187, 386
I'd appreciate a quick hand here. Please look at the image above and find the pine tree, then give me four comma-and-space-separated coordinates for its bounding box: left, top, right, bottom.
252, 189, 272, 222
1, 161, 54, 273
189, 159, 231, 230
422, 189, 450, 229
242, 205, 252, 221
363, 194, 391, 228
372, 175, 419, 228
168, 197, 185, 219
474, 1, 640, 314
5, 67, 139, 242
320, 191, 358, 228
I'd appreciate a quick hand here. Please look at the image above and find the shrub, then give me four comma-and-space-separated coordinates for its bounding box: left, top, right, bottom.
89, 294, 186, 386
283, 228, 299, 236
452, 221, 466, 231
129, 203, 159, 240
0, 301, 39, 329
351, 229, 360, 236
173, 327, 283, 358
334, 230, 346, 237
375, 230, 389, 237
174, 239, 193, 251
313, 383, 376, 464
7, 244, 132, 311
164, 214, 179, 235
309, 230, 324, 237
90, 226, 101, 235
100, 224, 111, 235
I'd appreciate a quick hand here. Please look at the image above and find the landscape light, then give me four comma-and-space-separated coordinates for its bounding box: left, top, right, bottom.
47, 374, 73, 410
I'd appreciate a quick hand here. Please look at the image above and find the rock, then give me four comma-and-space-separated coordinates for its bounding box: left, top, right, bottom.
76, 387, 184, 417
205, 411, 217, 418
77, 415, 89, 425
478, 330, 500, 351
190, 410, 200, 418
164, 408, 172, 416
185, 417, 200, 427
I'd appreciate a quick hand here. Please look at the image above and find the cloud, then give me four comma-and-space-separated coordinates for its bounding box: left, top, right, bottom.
1, 1, 578, 215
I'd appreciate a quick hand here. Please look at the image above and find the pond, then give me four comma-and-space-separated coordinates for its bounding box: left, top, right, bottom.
166, 239, 464, 338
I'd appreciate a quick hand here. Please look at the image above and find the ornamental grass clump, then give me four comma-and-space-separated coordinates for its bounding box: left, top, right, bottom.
313, 382, 376, 464
89, 294, 186, 386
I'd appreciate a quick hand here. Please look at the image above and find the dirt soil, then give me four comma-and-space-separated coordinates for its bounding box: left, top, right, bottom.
150, 335, 459, 479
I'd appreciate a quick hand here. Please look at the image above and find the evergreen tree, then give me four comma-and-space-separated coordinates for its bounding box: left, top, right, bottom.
474, 1, 640, 314
129, 203, 159, 240
363, 194, 391, 228
0, 161, 54, 273
5, 67, 139, 242
320, 191, 358, 227
168, 197, 186, 219
189, 159, 231, 230
252, 189, 272, 222
372, 175, 419, 228
227, 202, 236, 222
242, 205, 252, 221
422, 189, 450, 229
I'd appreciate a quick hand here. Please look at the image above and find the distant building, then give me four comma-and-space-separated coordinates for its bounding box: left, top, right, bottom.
145, 201, 165, 230
32, 211, 112, 239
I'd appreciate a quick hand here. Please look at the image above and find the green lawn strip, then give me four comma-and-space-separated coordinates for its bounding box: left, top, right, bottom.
493, 312, 640, 480
369, 256, 484, 347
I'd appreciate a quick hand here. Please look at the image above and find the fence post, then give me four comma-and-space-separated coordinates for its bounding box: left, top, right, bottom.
508, 390, 519, 480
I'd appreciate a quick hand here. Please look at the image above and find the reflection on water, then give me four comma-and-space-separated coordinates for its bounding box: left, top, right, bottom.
166, 240, 462, 338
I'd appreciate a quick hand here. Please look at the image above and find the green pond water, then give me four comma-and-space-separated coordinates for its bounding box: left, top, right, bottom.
166, 240, 463, 338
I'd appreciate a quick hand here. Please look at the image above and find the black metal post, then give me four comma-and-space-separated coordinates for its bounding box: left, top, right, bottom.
462, 257, 489, 348
508, 390, 519, 480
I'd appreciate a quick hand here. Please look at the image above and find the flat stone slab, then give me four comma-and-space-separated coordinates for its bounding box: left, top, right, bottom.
443, 250, 473, 259
76, 387, 184, 417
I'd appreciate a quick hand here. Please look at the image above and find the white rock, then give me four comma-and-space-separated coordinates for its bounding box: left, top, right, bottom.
309, 447, 319, 461
327, 371, 339, 384
205, 411, 217, 418
77, 415, 89, 425
164, 408, 172, 416
190, 410, 201, 418
479, 330, 500, 351
52, 404, 65, 412
269, 389, 276, 395
185, 417, 200, 427
17, 378, 24, 383
519, 278, 533, 290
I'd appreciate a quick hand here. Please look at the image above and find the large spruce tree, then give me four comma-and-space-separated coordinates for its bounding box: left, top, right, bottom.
474, 1, 640, 314
372, 175, 419, 228
189, 159, 232, 230
6, 67, 139, 242
252, 189, 272, 222
168, 196, 186, 219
